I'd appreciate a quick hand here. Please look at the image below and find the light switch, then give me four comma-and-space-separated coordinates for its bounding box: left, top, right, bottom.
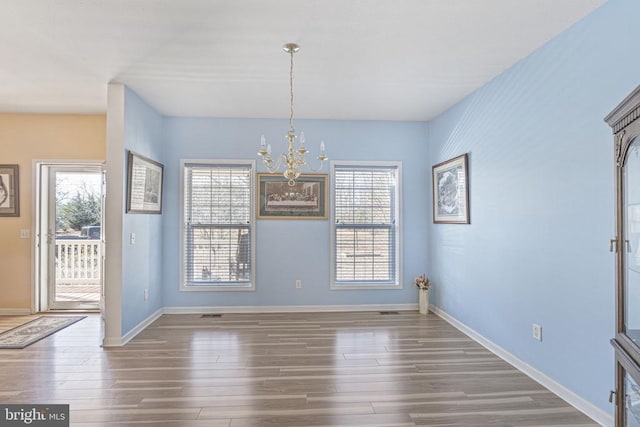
20, 229, 30, 239
130, 233, 136, 245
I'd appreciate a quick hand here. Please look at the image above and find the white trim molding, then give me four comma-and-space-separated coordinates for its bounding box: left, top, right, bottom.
103, 308, 164, 347
330, 160, 403, 290
430, 305, 613, 427
103, 82, 125, 348
102, 336, 124, 347
0, 308, 32, 315
120, 308, 164, 346
164, 304, 418, 315
103, 304, 418, 347
179, 159, 256, 292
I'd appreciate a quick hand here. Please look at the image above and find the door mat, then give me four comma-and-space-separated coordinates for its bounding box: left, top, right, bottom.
0, 316, 86, 349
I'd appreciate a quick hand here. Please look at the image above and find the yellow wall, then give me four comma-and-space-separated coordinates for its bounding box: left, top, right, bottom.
0, 114, 106, 310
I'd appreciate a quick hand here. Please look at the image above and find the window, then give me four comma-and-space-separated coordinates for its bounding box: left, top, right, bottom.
181, 160, 255, 291
331, 161, 402, 289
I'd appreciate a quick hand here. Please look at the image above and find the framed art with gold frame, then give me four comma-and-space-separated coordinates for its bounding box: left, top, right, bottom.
257, 173, 327, 219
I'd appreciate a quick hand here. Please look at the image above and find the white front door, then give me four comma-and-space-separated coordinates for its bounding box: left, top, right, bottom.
39, 164, 104, 310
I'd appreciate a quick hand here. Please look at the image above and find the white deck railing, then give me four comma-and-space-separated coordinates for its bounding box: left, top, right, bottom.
55, 239, 101, 284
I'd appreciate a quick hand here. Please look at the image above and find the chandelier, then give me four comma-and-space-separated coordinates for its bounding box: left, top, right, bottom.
258, 43, 327, 186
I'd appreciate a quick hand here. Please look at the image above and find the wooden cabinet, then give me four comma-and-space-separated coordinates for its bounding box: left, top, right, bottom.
606, 85, 640, 427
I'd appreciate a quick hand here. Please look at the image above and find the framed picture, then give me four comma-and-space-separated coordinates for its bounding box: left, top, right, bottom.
0, 164, 19, 217
126, 151, 164, 214
257, 173, 328, 219
432, 153, 469, 224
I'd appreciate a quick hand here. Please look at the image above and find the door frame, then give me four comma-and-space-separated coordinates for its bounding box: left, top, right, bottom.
32, 160, 105, 313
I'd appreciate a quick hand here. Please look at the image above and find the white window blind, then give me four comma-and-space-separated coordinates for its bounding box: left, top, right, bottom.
182, 162, 254, 289
332, 163, 401, 288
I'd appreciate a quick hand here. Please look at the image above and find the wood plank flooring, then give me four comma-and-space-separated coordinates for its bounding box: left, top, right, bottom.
0, 311, 599, 426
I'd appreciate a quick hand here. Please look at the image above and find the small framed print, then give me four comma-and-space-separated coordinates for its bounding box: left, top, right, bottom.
126, 151, 164, 214
432, 154, 469, 224
0, 164, 19, 217
257, 173, 328, 219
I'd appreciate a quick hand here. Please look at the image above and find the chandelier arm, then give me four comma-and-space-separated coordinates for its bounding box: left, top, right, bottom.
263, 153, 287, 173
304, 160, 326, 173
274, 153, 287, 172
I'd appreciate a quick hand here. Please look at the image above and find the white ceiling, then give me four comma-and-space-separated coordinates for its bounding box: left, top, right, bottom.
0, 0, 606, 121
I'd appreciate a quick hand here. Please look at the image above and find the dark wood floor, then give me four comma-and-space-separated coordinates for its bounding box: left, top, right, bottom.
0, 311, 598, 426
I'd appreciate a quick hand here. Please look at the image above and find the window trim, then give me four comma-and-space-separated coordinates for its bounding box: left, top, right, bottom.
179, 159, 256, 292
330, 160, 403, 290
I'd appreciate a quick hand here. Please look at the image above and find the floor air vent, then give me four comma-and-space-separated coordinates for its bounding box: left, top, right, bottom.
379, 311, 400, 315
201, 314, 223, 318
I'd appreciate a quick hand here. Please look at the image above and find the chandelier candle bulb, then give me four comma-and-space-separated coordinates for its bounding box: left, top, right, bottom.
258, 135, 269, 157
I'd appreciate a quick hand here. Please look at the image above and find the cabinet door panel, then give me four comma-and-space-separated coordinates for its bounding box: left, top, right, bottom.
625, 139, 640, 352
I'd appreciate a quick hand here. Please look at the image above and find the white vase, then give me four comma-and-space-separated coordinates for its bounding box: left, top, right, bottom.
419, 289, 429, 314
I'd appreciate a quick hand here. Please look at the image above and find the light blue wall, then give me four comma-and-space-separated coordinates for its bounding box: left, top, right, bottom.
160, 117, 430, 307
428, 0, 640, 413
121, 88, 165, 333
113, 0, 640, 415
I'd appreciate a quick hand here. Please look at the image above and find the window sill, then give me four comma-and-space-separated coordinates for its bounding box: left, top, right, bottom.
330, 283, 402, 291
180, 283, 256, 292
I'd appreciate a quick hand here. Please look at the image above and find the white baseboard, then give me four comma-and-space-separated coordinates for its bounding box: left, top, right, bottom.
430, 306, 613, 427
0, 308, 32, 315
163, 303, 418, 315
105, 305, 417, 346
103, 308, 163, 347
102, 336, 124, 347
120, 308, 164, 346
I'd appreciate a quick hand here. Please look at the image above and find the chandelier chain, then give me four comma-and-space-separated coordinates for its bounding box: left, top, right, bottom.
289, 47, 295, 133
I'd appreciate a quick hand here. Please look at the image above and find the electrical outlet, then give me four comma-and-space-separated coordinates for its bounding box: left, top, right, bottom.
295, 279, 302, 288
20, 229, 30, 239
144, 289, 149, 300
532, 323, 542, 341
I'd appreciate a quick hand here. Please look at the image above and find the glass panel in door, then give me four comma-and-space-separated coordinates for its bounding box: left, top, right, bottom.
49, 167, 102, 310
624, 139, 640, 350
626, 371, 640, 427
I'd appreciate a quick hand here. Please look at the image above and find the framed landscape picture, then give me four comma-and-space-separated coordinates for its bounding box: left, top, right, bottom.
432, 154, 469, 224
0, 164, 19, 217
257, 173, 328, 219
126, 151, 164, 214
